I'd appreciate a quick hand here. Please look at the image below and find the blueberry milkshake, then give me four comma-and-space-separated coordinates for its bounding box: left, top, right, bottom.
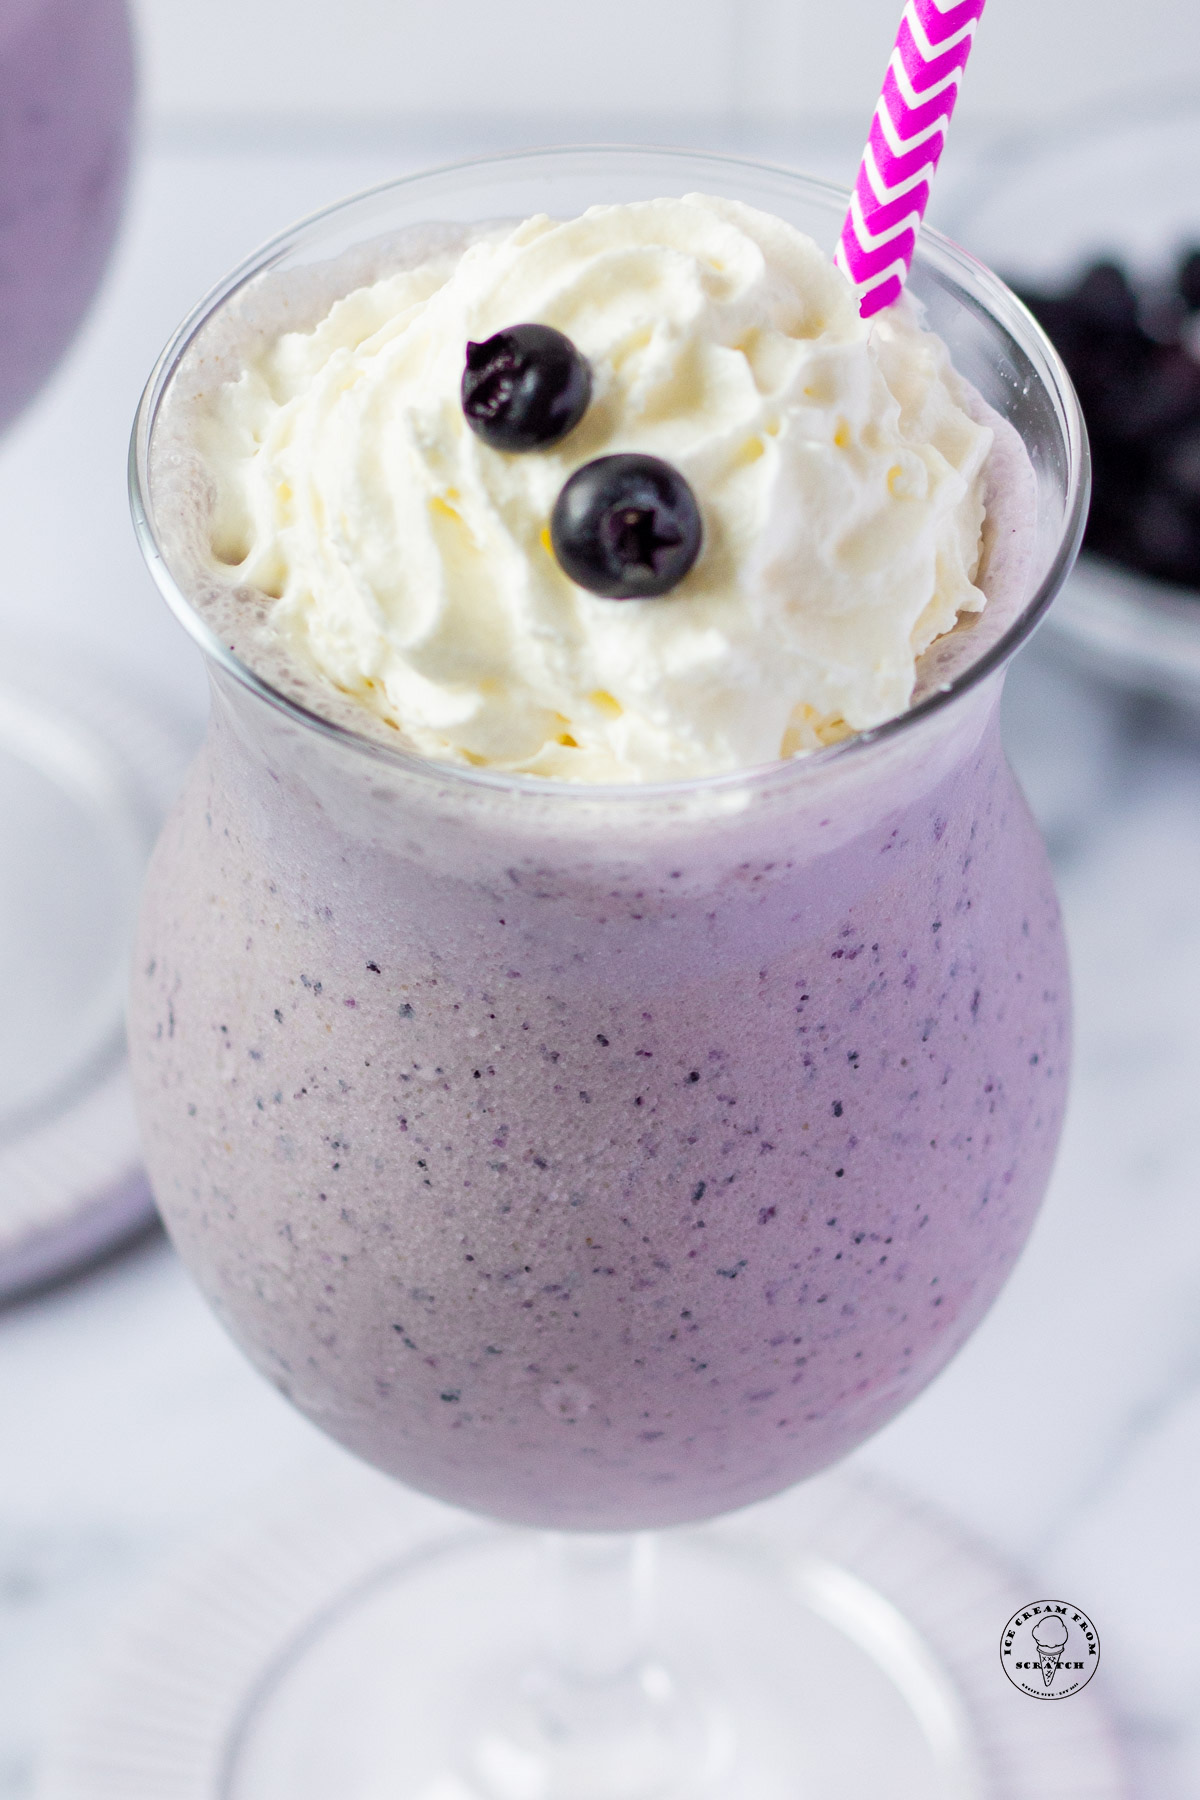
130, 172, 1075, 1529
0, 0, 133, 431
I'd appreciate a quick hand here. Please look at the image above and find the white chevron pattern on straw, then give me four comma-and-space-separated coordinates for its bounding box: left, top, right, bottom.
834, 0, 987, 320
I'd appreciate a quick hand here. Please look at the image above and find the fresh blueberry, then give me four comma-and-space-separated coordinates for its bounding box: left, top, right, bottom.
1178, 247, 1200, 312
1099, 344, 1200, 444
550, 454, 702, 599
1160, 423, 1200, 503
1014, 258, 1200, 591
1071, 261, 1140, 334
1131, 489, 1200, 582
461, 324, 591, 451
1019, 292, 1088, 365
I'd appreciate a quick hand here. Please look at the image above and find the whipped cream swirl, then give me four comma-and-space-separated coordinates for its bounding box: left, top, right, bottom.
200, 194, 992, 781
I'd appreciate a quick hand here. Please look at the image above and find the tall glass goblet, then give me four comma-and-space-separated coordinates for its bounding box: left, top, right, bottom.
0, 0, 133, 435
0, 0, 156, 1296
128, 148, 1088, 1797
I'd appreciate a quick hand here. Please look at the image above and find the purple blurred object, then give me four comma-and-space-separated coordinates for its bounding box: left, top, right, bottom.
0, 0, 135, 433
0, 0, 165, 1306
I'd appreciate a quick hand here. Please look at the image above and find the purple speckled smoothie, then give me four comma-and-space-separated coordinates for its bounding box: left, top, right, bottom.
129, 153, 1084, 1532
131, 676, 1066, 1528
0, 0, 134, 432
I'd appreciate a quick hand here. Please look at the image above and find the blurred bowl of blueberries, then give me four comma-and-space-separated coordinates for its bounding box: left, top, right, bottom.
949, 97, 1200, 708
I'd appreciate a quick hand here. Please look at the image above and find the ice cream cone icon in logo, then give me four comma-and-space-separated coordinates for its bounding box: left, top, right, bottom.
1032, 1614, 1068, 1687
1000, 1601, 1100, 1699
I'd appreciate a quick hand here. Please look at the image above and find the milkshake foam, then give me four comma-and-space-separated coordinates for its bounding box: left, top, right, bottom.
153, 198, 1032, 783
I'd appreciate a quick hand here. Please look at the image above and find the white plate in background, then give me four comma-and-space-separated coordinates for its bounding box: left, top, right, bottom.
0, 643, 194, 1303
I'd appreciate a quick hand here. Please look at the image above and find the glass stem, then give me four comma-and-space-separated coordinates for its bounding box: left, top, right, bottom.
465, 1530, 722, 1799
538, 1530, 658, 1684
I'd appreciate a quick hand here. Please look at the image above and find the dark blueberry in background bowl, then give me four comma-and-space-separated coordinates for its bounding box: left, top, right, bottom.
1179, 248, 1200, 312
461, 323, 591, 452
1015, 249, 1200, 593
1070, 260, 1140, 334
550, 454, 703, 599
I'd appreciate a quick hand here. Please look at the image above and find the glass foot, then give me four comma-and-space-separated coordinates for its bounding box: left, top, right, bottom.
39, 1464, 1129, 1800
223, 1530, 979, 1799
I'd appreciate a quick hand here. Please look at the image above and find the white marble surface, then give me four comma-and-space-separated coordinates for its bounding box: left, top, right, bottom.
2, 131, 1200, 1800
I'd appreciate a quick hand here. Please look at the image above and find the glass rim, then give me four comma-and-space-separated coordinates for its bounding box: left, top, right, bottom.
129, 141, 1090, 804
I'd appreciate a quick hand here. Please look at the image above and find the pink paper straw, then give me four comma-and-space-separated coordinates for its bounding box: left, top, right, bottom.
834, 0, 987, 319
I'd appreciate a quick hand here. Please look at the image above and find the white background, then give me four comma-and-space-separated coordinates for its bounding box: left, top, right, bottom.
132, 0, 1200, 138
